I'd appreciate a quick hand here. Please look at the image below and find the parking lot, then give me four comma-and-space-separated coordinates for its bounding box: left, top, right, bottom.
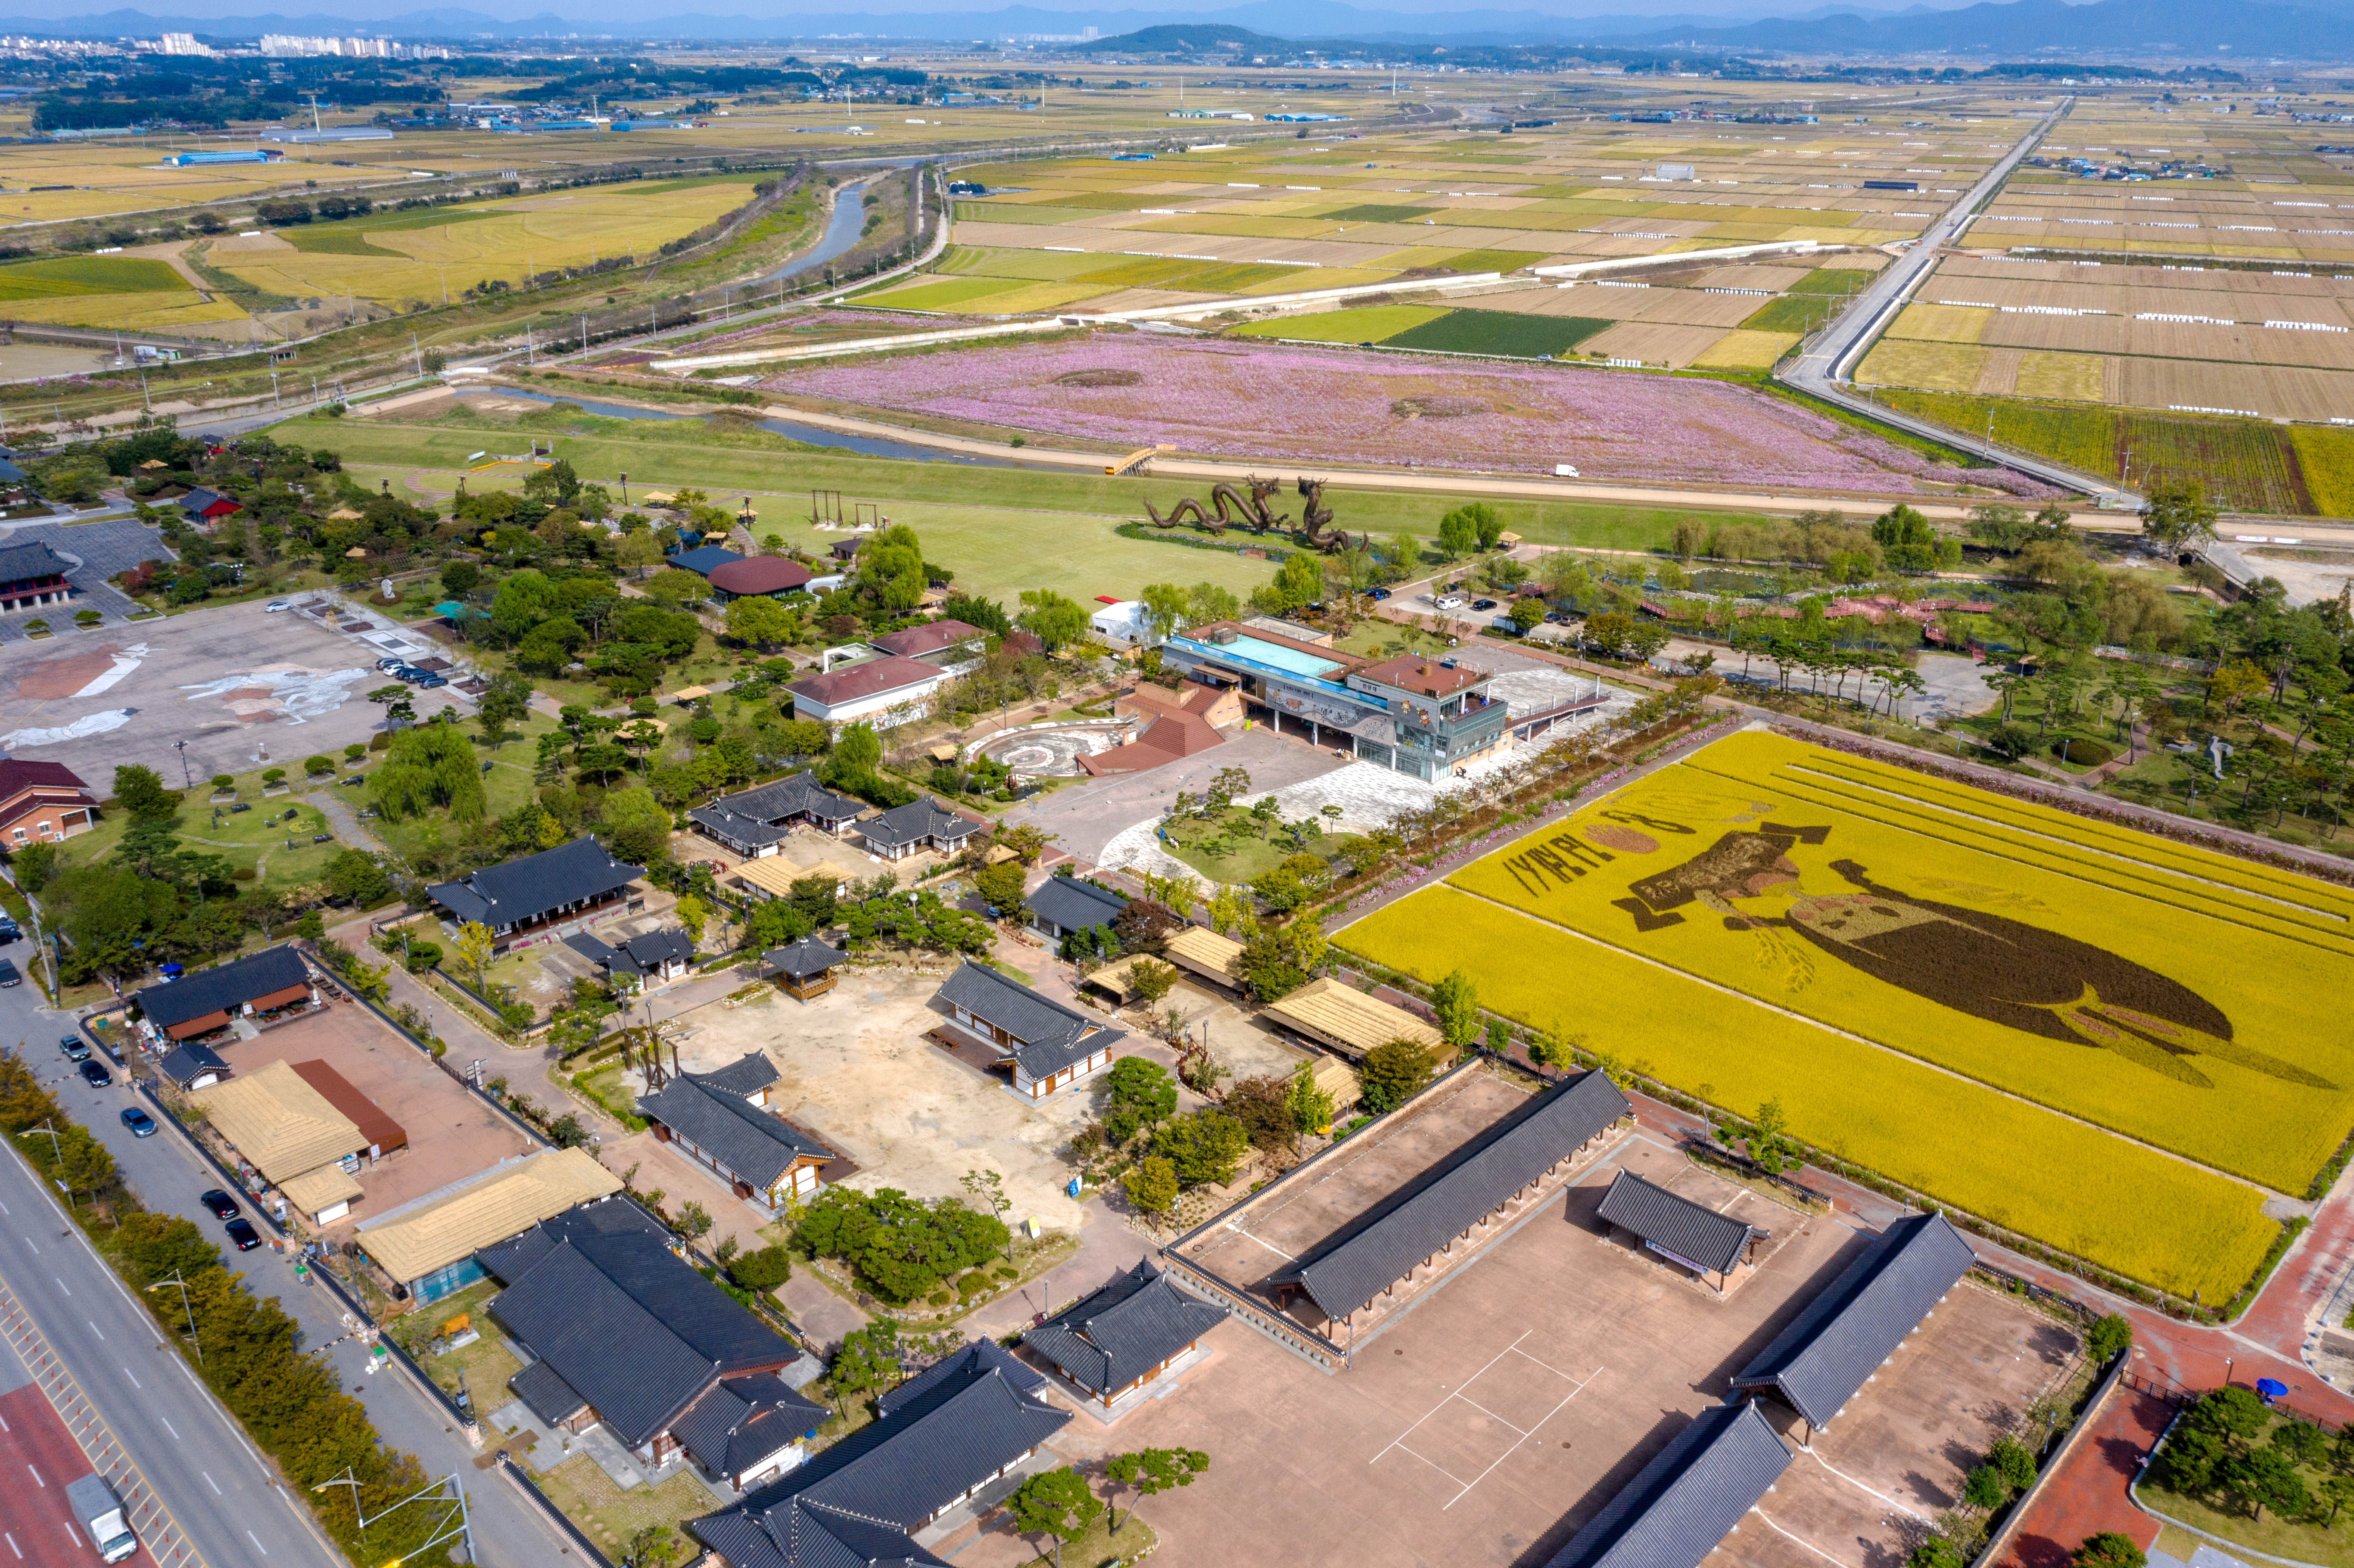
0, 597, 461, 783
949, 1132, 2074, 1568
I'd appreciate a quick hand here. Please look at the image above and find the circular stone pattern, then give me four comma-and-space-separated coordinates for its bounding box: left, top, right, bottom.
975, 723, 1130, 777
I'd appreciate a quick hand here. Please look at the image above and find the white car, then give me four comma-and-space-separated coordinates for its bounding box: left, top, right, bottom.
1433, 595, 1466, 611
263, 599, 290, 612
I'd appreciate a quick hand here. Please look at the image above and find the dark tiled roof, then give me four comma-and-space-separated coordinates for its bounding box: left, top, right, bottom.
623, 928, 695, 971
707, 772, 866, 828
764, 936, 846, 980
668, 544, 746, 577
1729, 1211, 1976, 1428
689, 805, 793, 850
698, 1051, 782, 1097
157, 1039, 229, 1086
1025, 1260, 1227, 1397
693, 1339, 1067, 1560
482, 1201, 793, 1448
176, 487, 240, 516
1596, 1170, 1758, 1277
672, 1372, 828, 1480
508, 1357, 588, 1426
694, 1502, 953, 1568
862, 797, 981, 852
426, 838, 642, 929
1272, 1070, 1628, 1320
934, 959, 1123, 1080
1027, 876, 1127, 935
1543, 1401, 1792, 1568
134, 946, 308, 1033
636, 1072, 830, 1190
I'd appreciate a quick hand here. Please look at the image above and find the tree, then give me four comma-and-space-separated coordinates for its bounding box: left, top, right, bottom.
476, 670, 532, 749
600, 785, 672, 867
2086, 1313, 2133, 1364
1990, 1434, 2038, 1493
626, 1524, 680, 1567
729, 1245, 793, 1291
1286, 1060, 1336, 1135
112, 764, 176, 821
1154, 1109, 1249, 1187
2189, 1385, 2269, 1445
2142, 480, 2219, 553
1429, 969, 1480, 1055
725, 594, 796, 649
1908, 1537, 1968, 1568
2159, 1426, 2226, 1492
1008, 1468, 1100, 1568
1128, 958, 1179, 1006
1510, 597, 1545, 634
1436, 506, 1483, 561
2223, 1446, 2308, 1521
454, 921, 494, 989
1205, 883, 1252, 937
1018, 588, 1090, 651
675, 1200, 713, 1242
827, 1322, 905, 1406
974, 859, 1029, 919
1103, 1448, 1209, 1534
996, 823, 1054, 866
1122, 1155, 1178, 1215
1102, 1057, 1178, 1143
1962, 1464, 2008, 1508
1140, 582, 1196, 641
1360, 1038, 1443, 1113
959, 1168, 1015, 1260
674, 895, 708, 949
2071, 1534, 2145, 1568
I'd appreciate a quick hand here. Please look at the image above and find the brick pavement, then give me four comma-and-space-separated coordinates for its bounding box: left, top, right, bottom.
1993, 1383, 2174, 1568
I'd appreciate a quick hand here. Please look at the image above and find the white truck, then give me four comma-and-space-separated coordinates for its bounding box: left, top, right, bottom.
66, 1474, 138, 1562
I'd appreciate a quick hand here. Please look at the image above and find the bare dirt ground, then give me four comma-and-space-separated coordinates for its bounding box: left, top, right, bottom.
950, 1130, 2070, 1568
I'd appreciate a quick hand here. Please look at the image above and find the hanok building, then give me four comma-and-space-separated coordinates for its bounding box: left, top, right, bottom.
483, 1198, 811, 1481
0, 759, 97, 846
1265, 1070, 1630, 1338
1160, 924, 1246, 990
1156, 622, 1513, 781
425, 838, 644, 954
706, 556, 813, 602
1025, 874, 1126, 945
690, 773, 866, 858
1594, 1170, 1765, 1294
933, 960, 1124, 1099
352, 1147, 623, 1304
1540, 1400, 1793, 1568
176, 486, 243, 525
691, 1340, 1070, 1568
860, 797, 983, 862
763, 936, 847, 1001
1729, 1210, 1977, 1442
567, 927, 695, 985
1260, 976, 1443, 1062
158, 1039, 230, 1092
0, 541, 72, 613
1025, 1260, 1228, 1411
133, 945, 316, 1045
191, 1059, 375, 1223
638, 1052, 836, 1213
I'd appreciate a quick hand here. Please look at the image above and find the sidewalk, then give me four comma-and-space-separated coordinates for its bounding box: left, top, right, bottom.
1992, 1381, 2175, 1568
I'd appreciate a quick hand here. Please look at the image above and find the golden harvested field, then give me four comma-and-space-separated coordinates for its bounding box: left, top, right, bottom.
2014, 349, 2108, 401
1336, 730, 2354, 1299
1885, 302, 1993, 344
1858, 337, 1987, 391
1690, 327, 1800, 369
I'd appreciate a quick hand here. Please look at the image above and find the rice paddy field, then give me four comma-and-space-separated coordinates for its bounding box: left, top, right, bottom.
1851, 91, 2354, 511
757, 104, 2016, 371
1336, 728, 2354, 1301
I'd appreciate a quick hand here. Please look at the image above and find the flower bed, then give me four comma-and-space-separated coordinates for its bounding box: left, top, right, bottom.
765, 335, 2064, 497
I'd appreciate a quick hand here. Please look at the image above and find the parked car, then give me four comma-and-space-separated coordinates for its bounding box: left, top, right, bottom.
414, 674, 448, 689
1367, 587, 1391, 600
60, 1036, 89, 1063
393, 666, 430, 683
263, 600, 290, 613
78, 1059, 112, 1088
224, 1218, 262, 1252
200, 1189, 242, 1221
0, 958, 20, 987
375, 656, 408, 673
120, 1107, 157, 1139
1472, 598, 1498, 611
0, 920, 19, 943
1433, 595, 1465, 611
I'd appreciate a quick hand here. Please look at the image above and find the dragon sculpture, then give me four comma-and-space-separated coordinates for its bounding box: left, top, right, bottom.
1141, 475, 1288, 535
1295, 478, 1363, 553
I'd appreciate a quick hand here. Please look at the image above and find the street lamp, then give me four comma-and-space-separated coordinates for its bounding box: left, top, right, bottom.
172, 739, 192, 789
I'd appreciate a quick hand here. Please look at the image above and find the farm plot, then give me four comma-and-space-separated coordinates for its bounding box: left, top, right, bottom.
1334, 729, 2354, 1299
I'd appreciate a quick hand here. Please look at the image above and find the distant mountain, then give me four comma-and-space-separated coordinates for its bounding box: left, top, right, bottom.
1625, 0, 2354, 54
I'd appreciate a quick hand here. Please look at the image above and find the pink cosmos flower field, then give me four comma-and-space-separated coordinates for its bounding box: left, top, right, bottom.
766, 335, 2059, 498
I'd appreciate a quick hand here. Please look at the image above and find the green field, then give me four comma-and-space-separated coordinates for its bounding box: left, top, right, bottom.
1382, 307, 1613, 358
1872, 389, 2329, 516
1740, 293, 1839, 333
0, 255, 184, 298
1337, 730, 2354, 1300
1229, 304, 1447, 342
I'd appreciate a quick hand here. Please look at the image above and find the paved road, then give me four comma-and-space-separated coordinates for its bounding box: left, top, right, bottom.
1774, 100, 2133, 502
0, 1333, 140, 1568
0, 976, 578, 1568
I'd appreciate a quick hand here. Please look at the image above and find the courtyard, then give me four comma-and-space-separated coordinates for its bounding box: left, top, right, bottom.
948, 1131, 2076, 1568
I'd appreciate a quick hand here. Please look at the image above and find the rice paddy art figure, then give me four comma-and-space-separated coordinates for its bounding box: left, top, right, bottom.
1609, 822, 2332, 1092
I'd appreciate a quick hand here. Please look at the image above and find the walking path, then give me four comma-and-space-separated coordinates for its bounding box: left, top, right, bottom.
1992, 1383, 2176, 1568
303, 790, 385, 853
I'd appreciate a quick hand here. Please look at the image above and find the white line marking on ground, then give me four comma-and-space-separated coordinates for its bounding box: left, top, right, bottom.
84, 1320, 100, 1341
246, 1530, 267, 1556
1389, 1443, 1470, 1488
121, 1367, 137, 1388
158, 1417, 177, 1440
1443, 1366, 1601, 1510
1373, 1334, 1531, 1462
204, 1473, 220, 1496
1219, 1222, 1297, 1262
1799, 1447, 1929, 1522
3, 1529, 19, 1558
1753, 1506, 1847, 1565
25, 1465, 40, 1487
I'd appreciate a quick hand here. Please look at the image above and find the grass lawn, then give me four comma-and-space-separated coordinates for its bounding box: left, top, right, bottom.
58, 765, 350, 893
1011, 1510, 1159, 1568
570, 1062, 650, 1131
367, 714, 560, 865
2141, 1434, 2354, 1568
531, 1452, 719, 1565
383, 1278, 500, 1353
275, 410, 1776, 609
1160, 804, 1355, 885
